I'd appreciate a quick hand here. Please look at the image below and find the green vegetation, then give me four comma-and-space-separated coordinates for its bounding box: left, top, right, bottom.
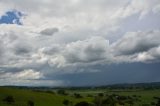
0, 85, 160, 106
0, 87, 92, 106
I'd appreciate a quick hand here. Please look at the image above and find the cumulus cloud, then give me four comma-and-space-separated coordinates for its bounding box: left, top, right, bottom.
0, 25, 160, 73
34, 36, 112, 68
0, 0, 160, 86
111, 30, 160, 63
63, 37, 110, 63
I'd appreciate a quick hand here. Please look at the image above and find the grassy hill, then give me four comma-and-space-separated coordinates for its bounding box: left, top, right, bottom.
0, 87, 92, 106
0, 86, 160, 106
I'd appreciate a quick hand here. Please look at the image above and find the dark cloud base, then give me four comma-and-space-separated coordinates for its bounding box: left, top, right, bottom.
55, 63, 160, 86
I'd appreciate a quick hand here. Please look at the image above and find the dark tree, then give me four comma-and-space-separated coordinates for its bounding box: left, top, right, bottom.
103, 96, 117, 106
151, 102, 156, 105
153, 96, 160, 106
3, 96, 15, 104
74, 93, 82, 98
127, 100, 134, 106
98, 93, 104, 97
87, 94, 93, 97
57, 89, 67, 95
155, 99, 160, 106
142, 104, 150, 106
63, 99, 70, 106
93, 96, 102, 106
27, 100, 34, 106
74, 101, 90, 106
118, 101, 125, 106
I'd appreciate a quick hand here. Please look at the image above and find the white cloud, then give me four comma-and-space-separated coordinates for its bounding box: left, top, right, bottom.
135, 46, 160, 62
0, 69, 43, 80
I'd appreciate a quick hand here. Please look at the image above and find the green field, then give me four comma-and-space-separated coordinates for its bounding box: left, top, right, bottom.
0, 87, 160, 106
0, 87, 92, 106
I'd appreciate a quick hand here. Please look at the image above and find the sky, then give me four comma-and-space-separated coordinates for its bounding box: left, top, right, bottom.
0, 0, 160, 86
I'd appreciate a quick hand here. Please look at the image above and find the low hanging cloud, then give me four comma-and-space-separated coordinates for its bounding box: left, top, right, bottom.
0, 69, 43, 80
0, 69, 65, 86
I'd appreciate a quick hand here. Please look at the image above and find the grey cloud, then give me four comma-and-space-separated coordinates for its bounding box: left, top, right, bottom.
0, 42, 4, 56
151, 46, 160, 59
63, 37, 110, 64
0, 0, 160, 86
13, 42, 33, 55
14, 47, 31, 55
111, 30, 160, 56
34, 36, 112, 68
153, 4, 160, 14
40, 28, 59, 36
40, 45, 61, 55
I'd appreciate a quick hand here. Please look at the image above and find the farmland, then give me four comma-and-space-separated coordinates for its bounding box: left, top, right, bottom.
0, 83, 160, 106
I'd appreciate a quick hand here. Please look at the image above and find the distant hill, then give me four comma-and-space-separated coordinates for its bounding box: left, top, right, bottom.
1, 82, 160, 90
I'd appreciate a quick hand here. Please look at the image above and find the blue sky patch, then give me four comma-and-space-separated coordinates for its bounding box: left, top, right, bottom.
0, 10, 23, 25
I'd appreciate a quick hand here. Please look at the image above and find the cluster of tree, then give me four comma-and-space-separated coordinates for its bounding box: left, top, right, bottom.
2, 95, 15, 104
92, 94, 138, 106
27, 100, 35, 106
33, 89, 55, 95
57, 89, 68, 95
57, 89, 84, 99
94, 82, 160, 90
73, 93, 83, 98
5, 82, 160, 92
63, 100, 92, 106
62, 93, 142, 106
75, 101, 92, 106
63, 99, 73, 106
150, 97, 160, 106
2, 95, 35, 106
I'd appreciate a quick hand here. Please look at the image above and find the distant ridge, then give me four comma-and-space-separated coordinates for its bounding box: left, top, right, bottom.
1, 81, 160, 90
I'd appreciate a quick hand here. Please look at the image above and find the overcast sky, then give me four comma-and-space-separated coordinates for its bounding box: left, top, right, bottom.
0, 0, 160, 86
